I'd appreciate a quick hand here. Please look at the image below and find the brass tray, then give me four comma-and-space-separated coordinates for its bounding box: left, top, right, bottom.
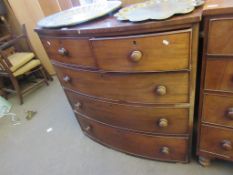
115, 0, 204, 22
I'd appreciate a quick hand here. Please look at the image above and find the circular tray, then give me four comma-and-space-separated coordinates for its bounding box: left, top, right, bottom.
37, 1, 122, 28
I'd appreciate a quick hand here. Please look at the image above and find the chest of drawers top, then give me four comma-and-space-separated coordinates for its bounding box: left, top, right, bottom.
36, 8, 202, 37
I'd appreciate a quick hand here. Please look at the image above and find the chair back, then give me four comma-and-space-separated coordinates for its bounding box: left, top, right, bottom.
0, 46, 15, 70
0, 24, 29, 74
0, 37, 14, 73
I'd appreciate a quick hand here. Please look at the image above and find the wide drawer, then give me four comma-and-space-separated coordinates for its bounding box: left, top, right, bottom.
55, 66, 189, 104
91, 30, 191, 72
205, 59, 233, 92
40, 37, 96, 68
77, 114, 189, 162
208, 18, 233, 55
202, 94, 233, 128
199, 125, 233, 159
65, 90, 189, 135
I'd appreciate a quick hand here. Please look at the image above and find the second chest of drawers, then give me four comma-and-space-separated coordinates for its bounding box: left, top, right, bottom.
197, 3, 233, 166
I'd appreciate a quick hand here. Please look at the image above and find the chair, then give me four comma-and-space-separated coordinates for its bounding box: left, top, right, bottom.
0, 25, 49, 105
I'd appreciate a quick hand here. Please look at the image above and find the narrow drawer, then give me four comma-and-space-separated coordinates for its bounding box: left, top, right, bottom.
203, 94, 233, 128
200, 125, 233, 159
208, 18, 233, 55
40, 37, 96, 68
205, 59, 233, 92
77, 115, 189, 162
91, 30, 191, 72
55, 66, 189, 104
65, 90, 189, 135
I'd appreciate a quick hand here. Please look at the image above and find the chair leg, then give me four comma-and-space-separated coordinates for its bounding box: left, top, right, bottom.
0, 77, 7, 99
40, 67, 49, 86
18, 91, 23, 105
11, 76, 23, 105
44, 67, 53, 81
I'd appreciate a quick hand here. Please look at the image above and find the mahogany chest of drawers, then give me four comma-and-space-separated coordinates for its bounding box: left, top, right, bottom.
36, 8, 201, 163
197, 0, 233, 166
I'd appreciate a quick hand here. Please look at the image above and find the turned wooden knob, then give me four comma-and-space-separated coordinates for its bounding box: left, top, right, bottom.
75, 101, 82, 110
58, 47, 69, 56
130, 50, 143, 62
84, 125, 91, 132
158, 118, 168, 128
161, 147, 170, 155
221, 140, 232, 151
155, 85, 167, 96
63, 75, 71, 83
226, 108, 233, 119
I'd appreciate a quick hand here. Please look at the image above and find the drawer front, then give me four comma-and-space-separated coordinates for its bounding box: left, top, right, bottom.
205, 59, 233, 92
77, 115, 189, 162
40, 37, 96, 67
56, 66, 189, 104
208, 18, 233, 55
65, 90, 189, 135
91, 30, 191, 71
203, 94, 233, 128
200, 125, 233, 159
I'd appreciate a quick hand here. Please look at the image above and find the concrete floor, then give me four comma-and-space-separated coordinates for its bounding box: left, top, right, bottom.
0, 77, 232, 175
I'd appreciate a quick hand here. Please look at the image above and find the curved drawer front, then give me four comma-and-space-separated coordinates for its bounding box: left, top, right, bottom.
91, 30, 191, 72
200, 125, 233, 159
40, 37, 96, 68
77, 115, 188, 162
56, 66, 189, 104
65, 90, 189, 135
205, 59, 233, 92
203, 94, 233, 128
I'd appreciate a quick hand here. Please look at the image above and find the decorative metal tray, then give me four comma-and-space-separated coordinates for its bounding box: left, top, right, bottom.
37, 1, 122, 28
114, 0, 204, 22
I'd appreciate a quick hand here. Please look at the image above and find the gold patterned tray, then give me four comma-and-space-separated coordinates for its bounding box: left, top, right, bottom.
114, 0, 204, 22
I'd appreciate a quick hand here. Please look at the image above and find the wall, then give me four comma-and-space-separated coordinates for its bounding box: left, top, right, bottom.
38, 0, 77, 16
7, 0, 55, 75
38, 0, 82, 16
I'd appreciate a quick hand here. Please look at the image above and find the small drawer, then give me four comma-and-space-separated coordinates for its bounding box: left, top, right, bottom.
40, 37, 96, 68
200, 125, 233, 159
91, 30, 191, 72
77, 115, 189, 162
208, 18, 233, 55
65, 90, 189, 135
55, 65, 189, 104
202, 94, 233, 128
205, 59, 233, 92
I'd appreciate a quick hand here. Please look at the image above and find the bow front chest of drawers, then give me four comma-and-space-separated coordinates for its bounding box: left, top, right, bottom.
36, 9, 202, 163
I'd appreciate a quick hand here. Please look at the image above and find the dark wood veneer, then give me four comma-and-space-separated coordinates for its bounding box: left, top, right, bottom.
77, 114, 189, 162
65, 90, 190, 135
205, 58, 233, 92
91, 29, 191, 72
40, 37, 97, 68
55, 65, 190, 104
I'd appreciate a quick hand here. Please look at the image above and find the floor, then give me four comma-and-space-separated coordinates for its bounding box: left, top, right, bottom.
0, 77, 232, 175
